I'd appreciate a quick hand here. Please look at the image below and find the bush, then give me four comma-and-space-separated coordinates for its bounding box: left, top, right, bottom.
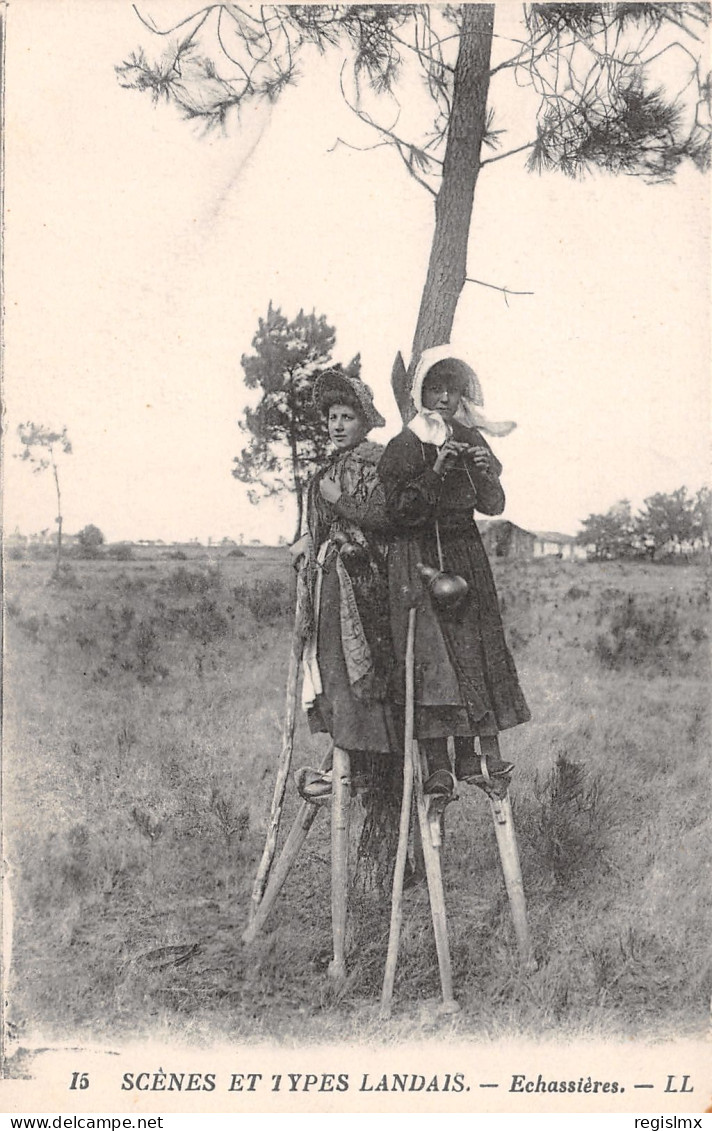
186, 597, 229, 646
8, 545, 25, 560
49, 564, 82, 589
594, 594, 682, 672
227, 547, 245, 558
232, 577, 292, 623
116, 571, 147, 594
534, 755, 607, 889
27, 543, 54, 561
77, 525, 105, 558
159, 566, 222, 598
130, 620, 168, 683
109, 543, 135, 561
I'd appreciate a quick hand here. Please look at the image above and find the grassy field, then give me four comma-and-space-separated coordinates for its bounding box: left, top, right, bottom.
3, 548, 710, 1051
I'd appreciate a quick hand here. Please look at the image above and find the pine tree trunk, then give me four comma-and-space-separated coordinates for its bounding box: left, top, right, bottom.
408, 4, 495, 378
286, 371, 304, 543
373, 7, 497, 883
292, 487, 304, 546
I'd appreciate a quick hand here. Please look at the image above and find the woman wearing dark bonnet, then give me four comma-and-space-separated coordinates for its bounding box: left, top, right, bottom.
378, 345, 530, 800
291, 370, 399, 801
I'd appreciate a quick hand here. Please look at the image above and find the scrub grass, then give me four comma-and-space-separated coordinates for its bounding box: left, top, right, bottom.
3, 552, 710, 1050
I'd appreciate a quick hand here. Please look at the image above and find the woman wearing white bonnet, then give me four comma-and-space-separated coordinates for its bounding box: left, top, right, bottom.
409, 343, 516, 444
379, 345, 529, 798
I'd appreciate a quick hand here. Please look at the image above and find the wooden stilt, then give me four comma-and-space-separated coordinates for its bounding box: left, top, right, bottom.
242, 798, 320, 944
243, 748, 332, 943
380, 607, 417, 1020
480, 736, 535, 970
329, 746, 351, 982
411, 811, 425, 883
413, 742, 460, 1014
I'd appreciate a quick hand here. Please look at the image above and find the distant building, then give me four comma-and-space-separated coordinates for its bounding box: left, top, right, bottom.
478, 520, 537, 560
477, 520, 586, 561
532, 531, 586, 561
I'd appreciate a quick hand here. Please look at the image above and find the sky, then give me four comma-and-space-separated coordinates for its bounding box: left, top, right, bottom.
3, 1, 710, 545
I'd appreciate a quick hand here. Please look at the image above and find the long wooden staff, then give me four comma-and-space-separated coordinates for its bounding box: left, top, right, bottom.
247, 576, 305, 923
328, 746, 351, 982
380, 606, 417, 1019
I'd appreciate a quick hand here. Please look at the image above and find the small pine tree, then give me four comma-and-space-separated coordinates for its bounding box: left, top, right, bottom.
15, 423, 73, 575
232, 303, 361, 541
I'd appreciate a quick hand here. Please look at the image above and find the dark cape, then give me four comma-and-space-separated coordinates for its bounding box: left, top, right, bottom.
378, 421, 530, 739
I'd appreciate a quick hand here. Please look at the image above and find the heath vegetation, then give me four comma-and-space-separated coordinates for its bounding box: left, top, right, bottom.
3, 550, 710, 1049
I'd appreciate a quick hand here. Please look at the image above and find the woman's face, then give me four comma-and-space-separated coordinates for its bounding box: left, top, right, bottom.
421, 370, 463, 420
328, 403, 366, 451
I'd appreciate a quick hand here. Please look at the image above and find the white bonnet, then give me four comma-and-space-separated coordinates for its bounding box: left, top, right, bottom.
411, 345, 516, 438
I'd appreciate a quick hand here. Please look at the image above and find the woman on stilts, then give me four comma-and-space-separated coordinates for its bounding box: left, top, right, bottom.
291, 372, 401, 978
293, 369, 399, 792
378, 345, 530, 802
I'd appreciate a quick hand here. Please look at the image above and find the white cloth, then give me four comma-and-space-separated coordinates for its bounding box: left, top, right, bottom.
408, 409, 452, 447
301, 541, 328, 711
408, 344, 516, 445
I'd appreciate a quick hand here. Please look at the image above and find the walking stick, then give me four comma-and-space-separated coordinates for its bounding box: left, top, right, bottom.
248, 577, 305, 924
242, 746, 333, 943
480, 736, 536, 970
380, 606, 417, 1019
329, 746, 351, 982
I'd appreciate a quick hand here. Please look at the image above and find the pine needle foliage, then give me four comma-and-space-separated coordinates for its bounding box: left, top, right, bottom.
231, 303, 361, 541
15, 423, 73, 576
118, 4, 709, 396
117, 4, 710, 184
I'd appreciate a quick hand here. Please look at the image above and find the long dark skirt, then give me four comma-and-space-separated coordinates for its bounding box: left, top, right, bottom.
388, 520, 530, 739
307, 561, 399, 755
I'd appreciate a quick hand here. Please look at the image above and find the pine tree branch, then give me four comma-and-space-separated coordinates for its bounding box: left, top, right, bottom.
489, 26, 560, 76
480, 140, 535, 167
490, 40, 552, 78
338, 63, 440, 195
328, 136, 394, 156
398, 153, 438, 196
465, 276, 533, 307
388, 29, 454, 75
216, 7, 258, 91
639, 39, 702, 71
132, 3, 213, 39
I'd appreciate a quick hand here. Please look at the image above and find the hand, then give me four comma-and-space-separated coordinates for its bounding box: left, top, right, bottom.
468, 445, 491, 472
289, 534, 311, 567
433, 438, 469, 477
319, 474, 342, 504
